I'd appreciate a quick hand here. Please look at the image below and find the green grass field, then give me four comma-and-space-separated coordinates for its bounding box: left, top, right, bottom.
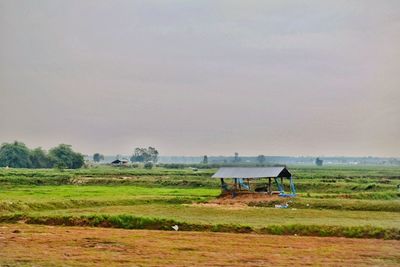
0, 166, 399, 239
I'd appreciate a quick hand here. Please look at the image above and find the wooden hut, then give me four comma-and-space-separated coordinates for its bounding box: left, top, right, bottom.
212, 167, 296, 197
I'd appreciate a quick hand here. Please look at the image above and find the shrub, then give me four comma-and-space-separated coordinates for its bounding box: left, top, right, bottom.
365, 183, 376, 190
144, 162, 153, 169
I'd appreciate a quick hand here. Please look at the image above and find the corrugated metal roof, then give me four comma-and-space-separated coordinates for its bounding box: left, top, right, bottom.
211, 167, 291, 179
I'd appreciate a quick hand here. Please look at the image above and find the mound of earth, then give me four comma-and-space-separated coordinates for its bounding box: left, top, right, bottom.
189, 193, 286, 209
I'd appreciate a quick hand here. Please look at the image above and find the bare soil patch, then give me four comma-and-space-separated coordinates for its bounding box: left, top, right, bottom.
1, 224, 399, 266
190, 193, 284, 209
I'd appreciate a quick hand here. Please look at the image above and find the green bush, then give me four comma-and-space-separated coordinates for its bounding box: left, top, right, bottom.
144, 162, 153, 169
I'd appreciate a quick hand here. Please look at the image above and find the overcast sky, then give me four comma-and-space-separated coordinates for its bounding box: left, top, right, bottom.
1, 0, 399, 157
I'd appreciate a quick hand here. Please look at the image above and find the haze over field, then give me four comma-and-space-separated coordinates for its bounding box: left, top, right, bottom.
1, 0, 399, 157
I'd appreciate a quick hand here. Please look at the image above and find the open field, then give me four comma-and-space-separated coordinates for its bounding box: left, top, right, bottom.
0, 166, 399, 265
1, 224, 399, 267
1, 166, 400, 192
0, 167, 399, 233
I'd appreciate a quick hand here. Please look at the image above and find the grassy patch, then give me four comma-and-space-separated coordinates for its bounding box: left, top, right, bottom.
0, 185, 219, 203
250, 198, 400, 212
1, 213, 399, 240
19, 203, 400, 229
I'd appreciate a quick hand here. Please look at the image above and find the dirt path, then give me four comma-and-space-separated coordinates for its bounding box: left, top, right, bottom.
0, 224, 399, 266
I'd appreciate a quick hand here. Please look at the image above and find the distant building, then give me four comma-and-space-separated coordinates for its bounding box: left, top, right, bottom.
315, 157, 323, 166
111, 159, 129, 166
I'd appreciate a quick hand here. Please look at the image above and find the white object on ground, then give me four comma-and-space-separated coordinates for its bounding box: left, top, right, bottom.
172, 225, 179, 231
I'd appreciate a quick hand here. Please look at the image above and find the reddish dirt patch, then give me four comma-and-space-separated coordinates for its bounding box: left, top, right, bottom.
191, 193, 284, 209
0, 224, 399, 266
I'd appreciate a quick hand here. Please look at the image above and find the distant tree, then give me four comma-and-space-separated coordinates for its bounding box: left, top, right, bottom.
0, 141, 31, 168
315, 157, 323, 166
130, 147, 159, 163
147, 147, 159, 163
202, 155, 208, 164
48, 144, 84, 169
93, 153, 104, 163
130, 148, 146, 163
30, 147, 51, 168
233, 152, 240, 163
257, 154, 266, 164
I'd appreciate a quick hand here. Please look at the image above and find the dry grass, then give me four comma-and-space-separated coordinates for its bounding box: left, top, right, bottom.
0, 224, 399, 266
211, 192, 282, 205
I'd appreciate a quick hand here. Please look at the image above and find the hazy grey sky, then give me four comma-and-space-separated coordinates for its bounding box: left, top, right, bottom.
1, 0, 399, 157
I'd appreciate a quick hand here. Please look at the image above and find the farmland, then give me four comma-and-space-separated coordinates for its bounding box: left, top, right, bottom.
1, 224, 400, 266
0, 165, 400, 265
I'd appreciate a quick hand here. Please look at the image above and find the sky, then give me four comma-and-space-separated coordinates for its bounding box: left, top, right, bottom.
0, 0, 399, 157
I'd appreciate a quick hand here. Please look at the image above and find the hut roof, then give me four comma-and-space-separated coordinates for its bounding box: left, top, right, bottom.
212, 167, 291, 179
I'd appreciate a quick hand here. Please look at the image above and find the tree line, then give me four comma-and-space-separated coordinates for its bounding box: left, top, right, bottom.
0, 141, 84, 169
92, 147, 159, 164
130, 147, 158, 163
201, 153, 266, 164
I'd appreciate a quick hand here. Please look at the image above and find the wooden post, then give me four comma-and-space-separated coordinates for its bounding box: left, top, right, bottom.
281, 177, 284, 192
268, 178, 272, 194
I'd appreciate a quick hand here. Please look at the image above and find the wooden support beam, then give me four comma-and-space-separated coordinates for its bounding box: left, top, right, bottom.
220, 178, 226, 192
268, 178, 272, 194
